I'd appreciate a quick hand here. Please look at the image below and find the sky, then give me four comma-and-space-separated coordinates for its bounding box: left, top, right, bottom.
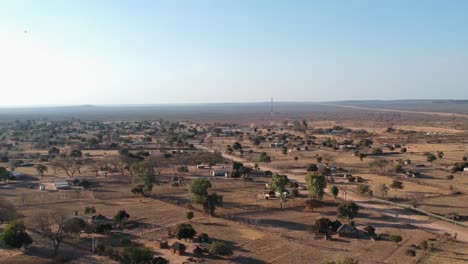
0, 0, 467, 106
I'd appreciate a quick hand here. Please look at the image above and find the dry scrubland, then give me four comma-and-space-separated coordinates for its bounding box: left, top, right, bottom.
1, 102, 468, 263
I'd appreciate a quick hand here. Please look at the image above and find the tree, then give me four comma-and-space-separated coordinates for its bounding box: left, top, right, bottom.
330, 185, 339, 200
48, 147, 60, 156
175, 223, 196, 240
34, 212, 70, 256
36, 164, 48, 179
390, 180, 403, 189
0, 221, 32, 248
337, 201, 359, 221
70, 149, 83, 158
389, 234, 403, 245
121, 246, 154, 264
437, 151, 444, 159
359, 153, 366, 161
269, 173, 289, 193
306, 163, 318, 172
315, 217, 332, 233
186, 211, 194, 222
63, 218, 86, 235
189, 178, 212, 204
425, 152, 437, 164
208, 241, 233, 256
204, 193, 223, 215
356, 184, 372, 197
305, 172, 326, 200
130, 162, 155, 197
232, 142, 242, 150
258, 152, 271, 163
379, 184, 389, 197
84, 206, 96, 215
57, 159, 78, 178
189, 178, 223, 215
114, 210, 130, 228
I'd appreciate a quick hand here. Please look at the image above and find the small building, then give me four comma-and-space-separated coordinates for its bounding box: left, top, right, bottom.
337, 224, 359, 238
464, 167, 468, 173
54, 179, 70, 190
39, 184, 46, 191
155, 240, 168, 249
269, 142, 284, 148
196, 164, 209, 169
170, 242, 186, 255
193, 246, 204, 256
10, 171, 25, 179
362, 226, 376, 236
211, 170, 229, 177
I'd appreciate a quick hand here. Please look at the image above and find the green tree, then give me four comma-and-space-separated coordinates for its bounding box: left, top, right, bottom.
356, 184, 372, 197
269, 173, 289, 193
204, 193, 223, 215
186, 211, 194, 222
189, 178, 212, 204
425, 152, 437, 164
121, 246, 153, 264
337, 201, 359, 221
0, 221, 32, 248
114, 210, 130, 228
208, 241, 233, 256
258, 152, 272, 163
175, 223, 196, 240
379, 184, 389, 197
437, 151, 444, 159
305, 172, 327, 200
330, 185, 339, 200
390, 180, 403, 189
36, 164, 48, 179
389, 234, 403, 245
70, 149, 83, 158
189, 178, 223, 215
130, 162, 155, 197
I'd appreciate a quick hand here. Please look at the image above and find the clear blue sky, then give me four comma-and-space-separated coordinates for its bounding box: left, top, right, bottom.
0, 0, 467, 106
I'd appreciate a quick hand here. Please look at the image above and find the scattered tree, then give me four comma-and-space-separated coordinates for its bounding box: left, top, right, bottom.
337, 201, 359, 221
0, 221, 32, 248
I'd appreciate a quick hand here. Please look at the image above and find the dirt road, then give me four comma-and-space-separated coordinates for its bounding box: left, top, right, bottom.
196, 144, 468, 242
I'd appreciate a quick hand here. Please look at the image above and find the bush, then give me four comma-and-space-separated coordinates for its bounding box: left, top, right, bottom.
305, 199, 322, 210
121, 246, 153, 264
0, 221, 32, 248
420, 240, 428, 250
390, 180, 403, 189
405, 249, 416, 257
390, 234, 403, 244
356, 185, 372, 197
208, 241, 233, 256
175, 224, 196, 240
120, 238, 132, 247
290, 187, 299, 197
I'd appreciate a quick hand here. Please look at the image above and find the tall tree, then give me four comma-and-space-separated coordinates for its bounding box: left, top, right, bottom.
130, 161, 155, 197
305, 172, 327, 200
36, 164, 48, 179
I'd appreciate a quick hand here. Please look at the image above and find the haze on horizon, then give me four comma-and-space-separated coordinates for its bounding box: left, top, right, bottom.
1, 0, 467, 107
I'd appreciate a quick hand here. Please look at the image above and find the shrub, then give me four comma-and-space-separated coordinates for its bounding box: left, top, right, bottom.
356, 185, 372, 197
175, 224, 196, 240
390, 234, 403, 244
390, 180, 403, 189
208, 241, 233, 256
0, 221, 32, 248
121, 246, 153, 264
290, 187, 299, 197
405, 249, 416, 257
